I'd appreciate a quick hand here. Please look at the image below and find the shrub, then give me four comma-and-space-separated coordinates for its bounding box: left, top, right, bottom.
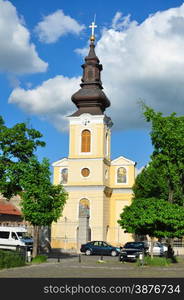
31, 255, 47, 264
137, 256, 178, 267
0, 250, 25, 269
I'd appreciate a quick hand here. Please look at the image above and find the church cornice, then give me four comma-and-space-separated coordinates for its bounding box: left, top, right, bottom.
52, 157, 68, 167
103, 158, 111, 166
111, 156, 136, 166
112, 188, 133, 193
63, 185, 133, 194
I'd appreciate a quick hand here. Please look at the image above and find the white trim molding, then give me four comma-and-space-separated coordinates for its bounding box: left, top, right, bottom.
52, 157, 68, 167
111, 156, 136, 166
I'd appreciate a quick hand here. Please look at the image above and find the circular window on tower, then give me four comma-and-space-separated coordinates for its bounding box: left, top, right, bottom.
81, 168, 90, 177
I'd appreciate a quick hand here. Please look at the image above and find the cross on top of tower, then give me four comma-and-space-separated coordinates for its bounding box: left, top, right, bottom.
89, 17, 97, 42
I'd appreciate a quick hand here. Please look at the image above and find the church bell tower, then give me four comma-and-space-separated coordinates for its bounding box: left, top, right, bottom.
67, 22, 113, 248
68, 21, 112, 162
51, 21, 135, 251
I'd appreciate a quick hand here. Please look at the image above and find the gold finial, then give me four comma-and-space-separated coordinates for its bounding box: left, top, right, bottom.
89, 15, 97, 42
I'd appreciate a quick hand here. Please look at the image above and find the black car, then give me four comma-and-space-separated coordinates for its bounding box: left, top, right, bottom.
119, 241, 149, 262
80, 241, 121, 256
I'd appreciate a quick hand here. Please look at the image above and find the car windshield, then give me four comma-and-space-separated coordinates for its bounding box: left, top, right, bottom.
17, 232, 31, 239
124, 242, 144, 249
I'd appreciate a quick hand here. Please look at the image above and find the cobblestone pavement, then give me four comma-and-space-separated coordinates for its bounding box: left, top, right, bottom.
0, 255, 184, 278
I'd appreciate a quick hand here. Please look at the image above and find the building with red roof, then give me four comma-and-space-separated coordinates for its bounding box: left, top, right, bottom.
0, 198, 23, 226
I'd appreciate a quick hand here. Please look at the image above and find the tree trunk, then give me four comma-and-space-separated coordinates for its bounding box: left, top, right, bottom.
32, 225, 39, 258
168, 187, 174, 247
167, 237, 174, 248
168, 188, 174, 203
150, 237, 154, 259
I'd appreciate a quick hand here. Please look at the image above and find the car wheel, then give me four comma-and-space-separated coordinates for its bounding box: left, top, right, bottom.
111, 250, 117, 257
85, 249, 92, 256
119, 255, 123, 262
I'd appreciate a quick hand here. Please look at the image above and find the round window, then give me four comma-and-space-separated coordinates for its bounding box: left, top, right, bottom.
81, 168, 90, 177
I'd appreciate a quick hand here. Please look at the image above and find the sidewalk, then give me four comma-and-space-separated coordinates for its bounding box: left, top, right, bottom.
0, 255, 184, 278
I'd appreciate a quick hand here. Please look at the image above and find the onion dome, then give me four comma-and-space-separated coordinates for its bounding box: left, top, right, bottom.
70, 21, 111, 116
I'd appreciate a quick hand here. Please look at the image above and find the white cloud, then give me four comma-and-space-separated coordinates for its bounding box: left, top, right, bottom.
9, 4, 184, 130
97, 4, 184, 129
135, 166, 145, 177
35, 9, 85, 43
111, 12, 136, 30
0, 0, 48, 74
9, 75, 80, 130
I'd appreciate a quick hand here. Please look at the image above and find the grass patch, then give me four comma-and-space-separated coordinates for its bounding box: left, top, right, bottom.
0, 250, 25, 269
31, 255, 47, 264
97, 259, 106, 264
137, 255, 178, 267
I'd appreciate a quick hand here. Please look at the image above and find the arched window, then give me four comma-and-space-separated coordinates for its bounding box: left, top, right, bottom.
79, 198, 90, 218
117, 167, 127, 183
81, 130, 91, 152
60, 168, 68, 184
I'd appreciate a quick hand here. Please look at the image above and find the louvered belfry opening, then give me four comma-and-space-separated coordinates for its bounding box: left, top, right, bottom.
81, 129, 91, 152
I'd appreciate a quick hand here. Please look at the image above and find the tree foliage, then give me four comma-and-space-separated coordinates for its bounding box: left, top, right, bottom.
133, 162, 168, 201
20, 157, 68, 257
118, 105, 184, 244
0, 116, 67, 256
118, 198, 184, 239
142, 104, 184, 205
0, 116, 45, 198
20, 157, 67, 226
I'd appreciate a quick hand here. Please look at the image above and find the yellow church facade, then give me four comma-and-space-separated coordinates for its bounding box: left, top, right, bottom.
51, 26, 136, 251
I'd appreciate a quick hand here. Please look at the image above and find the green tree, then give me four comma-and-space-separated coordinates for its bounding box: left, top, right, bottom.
0, 116, 45, 198
118, 198, 184, 257
133, 162, 168, 201
20, 157, 68, 257
142, 105, 184, 205
118, 106, 184, 251
0, 116, 67, 257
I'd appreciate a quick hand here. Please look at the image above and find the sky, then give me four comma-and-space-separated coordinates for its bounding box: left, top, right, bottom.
1, 0, 184, 175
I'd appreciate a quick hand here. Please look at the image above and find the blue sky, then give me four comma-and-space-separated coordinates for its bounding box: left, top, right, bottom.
1, 0, 184, 175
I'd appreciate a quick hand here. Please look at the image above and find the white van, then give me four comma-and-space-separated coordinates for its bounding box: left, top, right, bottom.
0, 226, 33, 251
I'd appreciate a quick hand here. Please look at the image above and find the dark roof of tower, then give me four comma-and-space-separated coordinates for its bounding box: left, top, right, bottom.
70, 30, 111, 116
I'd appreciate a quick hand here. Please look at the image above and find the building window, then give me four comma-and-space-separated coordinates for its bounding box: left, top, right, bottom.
81, 168, 90, 177
0, 231, 9, 239
60, 168, 68, 184
117, 167, 127, 183
79, 198, 90, 218
81, 130, 91, 152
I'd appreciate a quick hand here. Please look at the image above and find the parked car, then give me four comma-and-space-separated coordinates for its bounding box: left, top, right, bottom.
0, 226, 33, 252
80, 241, 121, 256
148, 241, 168, 256
119, 241, 149, 262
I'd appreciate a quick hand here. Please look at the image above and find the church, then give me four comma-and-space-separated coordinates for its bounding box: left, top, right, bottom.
51, 22, 136, 251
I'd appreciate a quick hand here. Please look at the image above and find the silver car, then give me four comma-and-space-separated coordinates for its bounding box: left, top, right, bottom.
148, 242, 168, 256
